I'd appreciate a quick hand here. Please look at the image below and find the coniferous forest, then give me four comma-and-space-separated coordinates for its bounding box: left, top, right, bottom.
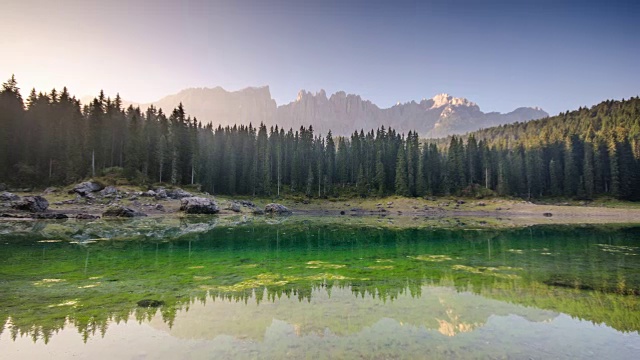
1, 76, 639, 200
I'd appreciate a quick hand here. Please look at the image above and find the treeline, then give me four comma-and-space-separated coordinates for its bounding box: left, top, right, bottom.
0, 76, 639, 200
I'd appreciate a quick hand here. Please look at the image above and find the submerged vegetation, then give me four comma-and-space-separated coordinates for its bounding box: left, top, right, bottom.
1, 77, 639, 200
1, 221, 638, 343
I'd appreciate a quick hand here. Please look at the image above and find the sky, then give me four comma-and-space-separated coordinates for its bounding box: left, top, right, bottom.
1, 0, 639, 116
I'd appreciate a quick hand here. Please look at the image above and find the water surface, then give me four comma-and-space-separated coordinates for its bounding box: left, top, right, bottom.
1, 219, 639, 359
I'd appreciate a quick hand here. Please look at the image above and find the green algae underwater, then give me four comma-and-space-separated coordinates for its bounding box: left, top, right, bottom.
1, 217, 639, 359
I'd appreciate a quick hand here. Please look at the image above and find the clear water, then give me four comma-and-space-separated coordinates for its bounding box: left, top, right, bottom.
1, 219, 639, 359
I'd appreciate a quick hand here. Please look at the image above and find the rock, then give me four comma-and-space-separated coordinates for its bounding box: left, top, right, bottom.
302, 199, 310, 205
73, 181, 105, 196
155, 204, 164, 211
167, 188, 192, 199
141, 190, 156, 197
477, 202, 486, 206
456, 200, 465, 205
387, 202, 393, 205
543, 212, 553, 217
12, 196, 49, 212
179, 197, 220, 214
154, 188, 168, 200
103, 206, 147, 218
1, 213, 31, 218
76, 213, 100, 220
239, 200, 256, 208
0, 192, 20, 202
340, 210, 346, 215
33, 213, 68, 219
100, 186, 118, 196
227, 202, 242, 213
264, 203, 291, 215
0, 183, 6, 191
42, 187, 58, 195
252, 208, 265, 215
137, 299, 164, 308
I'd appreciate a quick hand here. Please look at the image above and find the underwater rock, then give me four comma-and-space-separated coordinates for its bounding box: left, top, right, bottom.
103, 206, 147, 218
137, 299, 164, 307
11, 196, 49, 212
180, 197, 220, 214
264, 203, 291, 215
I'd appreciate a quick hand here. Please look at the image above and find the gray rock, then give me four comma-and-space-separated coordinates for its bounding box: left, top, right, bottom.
11, 196, 49, 212
180, 197, 220, 214
167, 188, 192, 199
155, 204, 164, 211
0, 192, 20, 202
103, 206, 147, 218
228, 202, 242, 212
141, 190, 156, 197
264, 203, 291, 215
100, 186, 118, 196
42, 187, 58, 195
252, 208, 265, 215
154, 188, 168, 200
73, 181, 105, 196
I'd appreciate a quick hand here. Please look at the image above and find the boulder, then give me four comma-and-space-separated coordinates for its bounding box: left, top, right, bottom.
42, 187, 58, 195
167, 188, 192, 199
252, 208, 265, 215
141, 190, 156, 197
228, 202, 242, 213
154, 188, 168, 200
100, 186, 118, 196
239, 200, 256, 208
76, 213, 100, 220
0, 192, 20, 202
103, 206, 147, 218
11, 196, 49, 212
179, 197, 220, 214
73, 181, 104, 196
264, 203, 291, 215
155, 204, 164, 211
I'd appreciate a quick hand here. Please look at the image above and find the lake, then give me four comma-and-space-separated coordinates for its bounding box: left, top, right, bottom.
1, 218, 639, 359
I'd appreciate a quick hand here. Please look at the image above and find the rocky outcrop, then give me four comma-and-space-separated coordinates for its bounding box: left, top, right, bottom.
103, 206, 147, 218
179, 197, 220, 214
73, 181, 105, 196
130, 87, 547, 137
11, 196, 49, 212
264, 203, 291, 215
0, 192, 20, 202
227, 202, 242, 213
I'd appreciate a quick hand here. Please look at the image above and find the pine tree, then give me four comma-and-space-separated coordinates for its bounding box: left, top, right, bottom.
395, 146, 409, 196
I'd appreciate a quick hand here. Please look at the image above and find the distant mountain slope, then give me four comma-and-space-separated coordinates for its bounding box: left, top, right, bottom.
128, 87, 548, 137
468, 96, 640, 147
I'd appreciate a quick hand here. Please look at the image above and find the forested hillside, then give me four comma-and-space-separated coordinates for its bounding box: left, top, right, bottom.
1, 76, 638, 200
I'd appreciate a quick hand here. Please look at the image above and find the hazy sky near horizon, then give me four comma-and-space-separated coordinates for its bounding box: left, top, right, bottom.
2, 0, 638, 115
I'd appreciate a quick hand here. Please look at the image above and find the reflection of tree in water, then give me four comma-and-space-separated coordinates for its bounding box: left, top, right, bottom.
0, 223, 639, 343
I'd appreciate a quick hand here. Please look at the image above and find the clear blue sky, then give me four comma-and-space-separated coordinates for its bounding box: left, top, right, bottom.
2, 0, 638, 115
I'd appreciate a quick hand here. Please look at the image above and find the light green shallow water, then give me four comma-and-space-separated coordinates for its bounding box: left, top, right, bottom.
0, 219, 639, 359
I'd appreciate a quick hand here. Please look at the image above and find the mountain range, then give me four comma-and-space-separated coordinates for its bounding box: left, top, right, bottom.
124, 87, 548, 138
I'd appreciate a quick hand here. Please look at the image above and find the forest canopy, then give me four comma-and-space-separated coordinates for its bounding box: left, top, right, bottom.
1, 76, 639, 200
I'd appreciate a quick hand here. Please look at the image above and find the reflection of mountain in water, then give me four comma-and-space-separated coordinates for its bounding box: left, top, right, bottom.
1, 223, 639, 343
148, 286, 557, 341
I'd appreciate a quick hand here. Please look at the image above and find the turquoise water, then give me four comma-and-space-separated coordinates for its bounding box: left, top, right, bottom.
0, 220, 639, 358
